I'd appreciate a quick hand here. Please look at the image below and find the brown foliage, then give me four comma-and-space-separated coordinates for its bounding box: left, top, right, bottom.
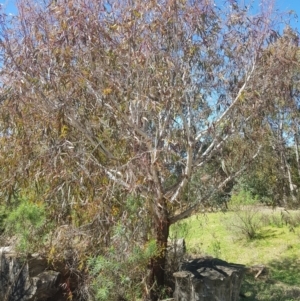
0, 0, 297, 299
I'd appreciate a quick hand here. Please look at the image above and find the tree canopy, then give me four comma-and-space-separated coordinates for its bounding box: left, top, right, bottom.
0, 0, 299, 300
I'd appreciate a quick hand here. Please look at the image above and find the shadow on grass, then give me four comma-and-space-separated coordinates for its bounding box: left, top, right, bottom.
240, 256, 300, 301
268, 256, 300, 286
254, 228, 279, 240
241, 276, 300, 301
233, 229, 279, 244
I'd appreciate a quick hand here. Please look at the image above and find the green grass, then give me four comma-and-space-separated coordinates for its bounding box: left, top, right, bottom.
170, 208, 300, 300
242, 275, 300, 301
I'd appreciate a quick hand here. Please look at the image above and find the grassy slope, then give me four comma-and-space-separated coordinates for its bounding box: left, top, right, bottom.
170, 209, 300, 301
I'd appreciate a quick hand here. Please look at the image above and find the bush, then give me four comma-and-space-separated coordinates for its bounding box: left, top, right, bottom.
280, 210, 300, 230
229, 189, 259, 209
209, 233, 222, 258
227, 190, 263, 240
88, 239, 157, 301
5, 200, 47, 252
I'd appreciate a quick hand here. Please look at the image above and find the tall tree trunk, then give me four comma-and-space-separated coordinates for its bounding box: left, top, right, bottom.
293, 125, 300, 179
148, 201, 170, 301
278, 113, 297, 202
284, 155, 297, 201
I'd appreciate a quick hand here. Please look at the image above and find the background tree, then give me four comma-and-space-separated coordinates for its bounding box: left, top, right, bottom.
0, 0, 296, 299
235, 25, 300, 207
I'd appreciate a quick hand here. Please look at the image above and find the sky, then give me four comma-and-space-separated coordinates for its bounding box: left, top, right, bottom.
274, 0, 300, 31
1, 0, 300, 31
2, 0, 16, 14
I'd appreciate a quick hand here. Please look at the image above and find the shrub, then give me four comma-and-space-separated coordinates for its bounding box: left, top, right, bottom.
229, 189, 259, 209
209, 233, 222, 258
227, 190, 263, 240
5, 200, 47, 252
88, 239, 157, 301
280, 210, 300, 231
270, 214, 284, 228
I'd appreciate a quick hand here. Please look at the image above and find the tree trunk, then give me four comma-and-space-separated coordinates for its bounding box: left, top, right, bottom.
147, 204, 170, 301
294, 127, 300, 179
283, 153, 297, 202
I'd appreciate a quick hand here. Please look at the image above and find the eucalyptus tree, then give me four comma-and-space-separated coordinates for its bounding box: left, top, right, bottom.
0, 0, 289, 299
240, 25, 300, 206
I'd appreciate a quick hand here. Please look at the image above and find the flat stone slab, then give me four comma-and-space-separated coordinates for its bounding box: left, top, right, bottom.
173, 257, 245, 301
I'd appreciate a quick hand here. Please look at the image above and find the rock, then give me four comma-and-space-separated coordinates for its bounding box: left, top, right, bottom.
0, 247, 62, 301
173, 257, 245, 301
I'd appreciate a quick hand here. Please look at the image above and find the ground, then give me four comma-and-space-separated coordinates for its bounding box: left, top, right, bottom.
170, 206, 300, 301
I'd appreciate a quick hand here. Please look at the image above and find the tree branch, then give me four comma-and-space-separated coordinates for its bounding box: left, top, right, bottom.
170, 145, 262, 224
